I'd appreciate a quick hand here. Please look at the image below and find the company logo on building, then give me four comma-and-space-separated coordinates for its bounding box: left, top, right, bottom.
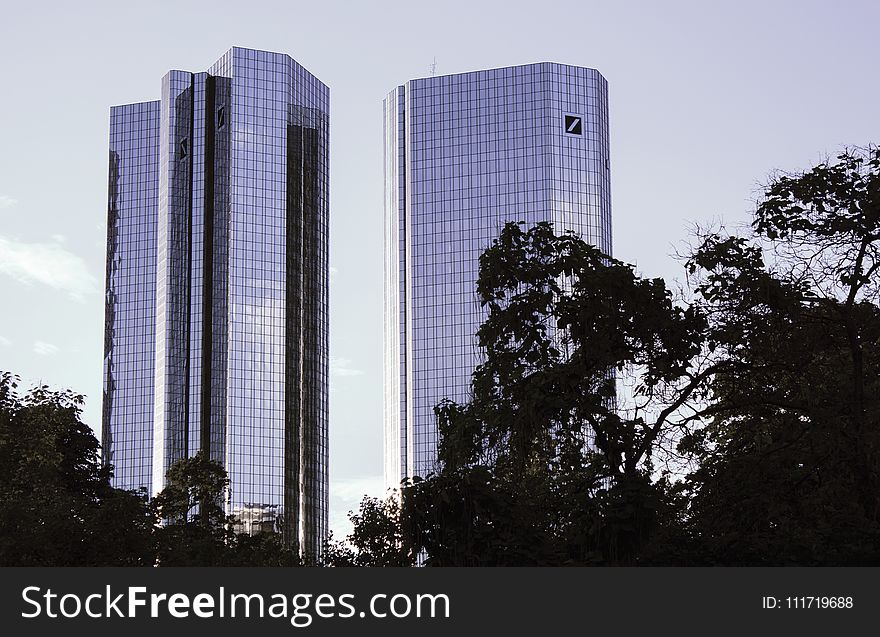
564, 114, 583, 136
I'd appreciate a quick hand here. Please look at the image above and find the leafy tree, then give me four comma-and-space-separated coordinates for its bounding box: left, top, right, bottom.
152, 450, 301, 566
151, 451, 232, 565
0, 373, 301, 566
0, 372, 153, 565
681, 146, 880, 563
322, 494, 414, 566
7, 145, 879, 567
397, 221, 711, 565
339, 146, 880, 566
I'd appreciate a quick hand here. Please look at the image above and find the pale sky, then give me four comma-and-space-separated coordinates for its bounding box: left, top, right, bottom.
0, 0, 877, 535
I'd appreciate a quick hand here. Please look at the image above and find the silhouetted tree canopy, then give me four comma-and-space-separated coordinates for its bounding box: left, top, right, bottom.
0, 373, 152, 565
0, 375, 301, 566
4, 146, 879, 566
335, 145, 880, 566
681, 145, 880, 563
152, 451, 302, 566
396, 220, 708, 565
322, 494, 412, 566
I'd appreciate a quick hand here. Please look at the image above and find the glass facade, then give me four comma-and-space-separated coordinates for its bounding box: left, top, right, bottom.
103, 47, 329, 555
384, 63, 611, 487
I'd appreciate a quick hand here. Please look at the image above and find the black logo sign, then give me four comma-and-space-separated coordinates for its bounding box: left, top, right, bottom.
564, 115, 582, 135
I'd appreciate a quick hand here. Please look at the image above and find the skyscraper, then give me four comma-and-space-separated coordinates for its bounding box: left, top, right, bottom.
384, 62, 611, 489
103, 47, 329, 554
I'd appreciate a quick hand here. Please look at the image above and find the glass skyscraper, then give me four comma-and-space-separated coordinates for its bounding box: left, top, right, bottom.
103, 47, 328, 554
384, 63, 611, 488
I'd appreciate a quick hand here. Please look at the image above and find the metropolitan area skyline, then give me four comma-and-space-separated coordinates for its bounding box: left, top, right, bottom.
1, 1, 877, 536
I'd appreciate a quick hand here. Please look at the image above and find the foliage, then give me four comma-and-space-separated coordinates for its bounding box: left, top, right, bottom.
151, 451, 302, 566
322, 494, 414, 566
681, 146, 880, 563
0, 372, 153, 565
339, 145, 880, 566
396, 221, 711, 565
0, 375, 301, 566
5, 145, 880, 566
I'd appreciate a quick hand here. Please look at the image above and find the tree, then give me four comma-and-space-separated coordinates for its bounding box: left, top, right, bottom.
322, 494, 414, 566
395, 221, 710, 565
681, 146, 880, 563
0, 372, 153, 565
151, 451, 232, 566
151, 451, 302, 566
339, 146, 880, 566
0, 372, 302, 566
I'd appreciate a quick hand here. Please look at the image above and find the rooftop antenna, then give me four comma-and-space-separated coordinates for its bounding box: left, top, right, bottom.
429, 57, 437, 77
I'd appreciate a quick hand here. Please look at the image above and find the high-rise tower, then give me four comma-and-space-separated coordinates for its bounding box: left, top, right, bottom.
384, 63, 611, 488
103, 47, 329, 554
